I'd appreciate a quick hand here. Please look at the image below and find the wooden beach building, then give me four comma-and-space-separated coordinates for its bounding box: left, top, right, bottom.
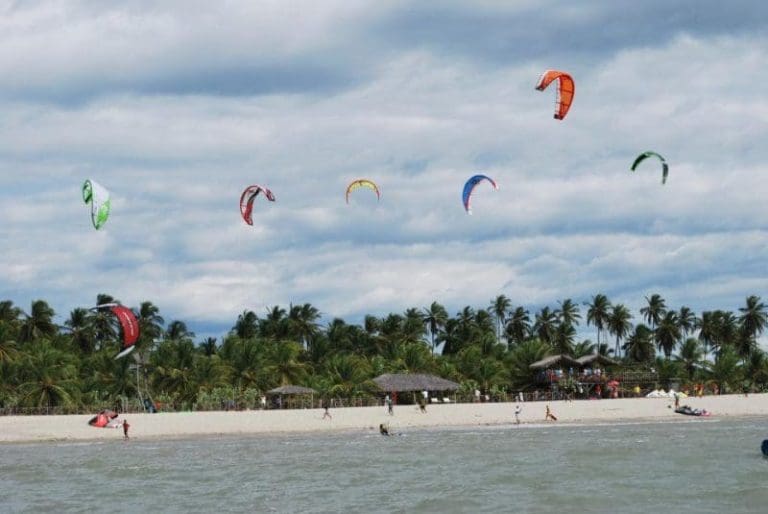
372, 373, 460, 404
267, 385, 317, 409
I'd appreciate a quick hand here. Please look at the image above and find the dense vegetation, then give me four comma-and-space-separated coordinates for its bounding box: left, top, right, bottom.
0, 293, 766, 412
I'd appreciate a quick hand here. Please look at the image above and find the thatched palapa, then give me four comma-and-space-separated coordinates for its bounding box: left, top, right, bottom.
574, 354, 620, 367
529, 354, 581, 370
373, 373, 459, 393
267, 385, 317, 395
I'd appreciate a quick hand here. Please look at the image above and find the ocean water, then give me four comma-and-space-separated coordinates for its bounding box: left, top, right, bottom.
2, 418, 768, 513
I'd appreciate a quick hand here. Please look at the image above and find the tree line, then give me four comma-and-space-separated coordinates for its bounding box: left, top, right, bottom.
0, 293, 766, 411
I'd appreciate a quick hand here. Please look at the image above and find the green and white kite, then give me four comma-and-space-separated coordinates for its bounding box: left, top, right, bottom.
631, 151, 669, 185
82, 179, 111, 229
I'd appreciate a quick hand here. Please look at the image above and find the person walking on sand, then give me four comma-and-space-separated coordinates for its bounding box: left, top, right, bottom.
122, 419, 130, 440
514, 404, 522, 425
545, 405, 557, 421
385, 394, 394, 416
322, 399, 332, 420
418, 396, 427, 413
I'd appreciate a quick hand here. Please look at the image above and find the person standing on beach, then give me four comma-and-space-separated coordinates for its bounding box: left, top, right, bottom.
122, 419, 130, 439
545, 405, 557, 421
385, 394, 394, 415
514, 404, 522, 425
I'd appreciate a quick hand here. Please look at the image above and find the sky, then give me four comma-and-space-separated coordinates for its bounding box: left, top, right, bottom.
1, 0, 766, 344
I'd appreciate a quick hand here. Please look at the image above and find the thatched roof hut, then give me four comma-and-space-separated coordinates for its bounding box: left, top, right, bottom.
574, 354, 620, 367
267, 385, 317, 395
373, 373, 460, 393
529, 354, 581, 370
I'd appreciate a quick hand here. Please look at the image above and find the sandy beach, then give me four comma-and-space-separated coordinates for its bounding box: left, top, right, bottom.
1, 393, 765, 443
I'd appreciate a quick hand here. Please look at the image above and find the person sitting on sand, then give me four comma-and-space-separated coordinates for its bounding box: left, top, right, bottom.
545, 405, 557, 421
379, 423, 390, 436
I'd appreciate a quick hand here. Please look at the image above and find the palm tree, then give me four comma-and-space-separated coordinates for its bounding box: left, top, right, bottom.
640, 294, 666, 330
191, 354, 231, 393
738, 295, 767, 357
398, 342, 434, 373
288, 303, 321, 351
233, 310, 259, 340
674, 337, 705, 380
18, 300, 58, 344
623, 324, 654, 363
697, 311, 717, 356
552, 322, 576, 355
152, 338, 198, 406
403, 307, 426, 346
489, 295, 511, 344
504, 307, 530, 348
585, 294, 611, 346
322, 354, 372, 396
64, 307, 95, 354
261, 305, 288, 340
572, 340, 596, 358
708, 346, 742, 394
606, 304, 633, 357
165, 320, 195, 342
16, 340, 80, 408
136, 301, 165, 351
263, 341, 308, 387
0, 323, 19, 365
677, 306, 697, 340
200, 337, 219, 356
0, 300, 22, 336
504, 339, 551, 391
533, 306, 557, 346
655, 311, 681, 359
555, 298, 581, 327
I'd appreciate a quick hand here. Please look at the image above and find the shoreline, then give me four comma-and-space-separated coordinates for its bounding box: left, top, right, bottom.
1, 393, 765, 444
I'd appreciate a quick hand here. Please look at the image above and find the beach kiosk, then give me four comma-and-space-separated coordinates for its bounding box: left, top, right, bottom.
372, 373, 460, 405
267, 385, 317, 410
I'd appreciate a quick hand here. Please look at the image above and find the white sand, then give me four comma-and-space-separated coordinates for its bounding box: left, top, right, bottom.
1, 393, 765, 443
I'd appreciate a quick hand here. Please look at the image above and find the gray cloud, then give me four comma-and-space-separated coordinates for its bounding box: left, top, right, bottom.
0, 2, 766, 341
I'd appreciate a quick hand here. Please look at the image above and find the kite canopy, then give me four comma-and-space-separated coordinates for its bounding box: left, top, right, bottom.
462, 174, 498, 214
239, 184, 275, 225
82, 179, 111, 229
93, 303, 139, 359
88, 409, 119, 428
631, 151, 669, 184
535, 70, 575, 120
345, 179, 381, 204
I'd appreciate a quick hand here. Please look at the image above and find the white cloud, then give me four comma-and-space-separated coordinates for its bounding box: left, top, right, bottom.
0, 3, 766, 338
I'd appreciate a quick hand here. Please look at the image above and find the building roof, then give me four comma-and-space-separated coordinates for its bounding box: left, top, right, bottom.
529, 354, 581, 370
372, 373, 460, 392
267, 385, 317, 395
574, 354, 620, 367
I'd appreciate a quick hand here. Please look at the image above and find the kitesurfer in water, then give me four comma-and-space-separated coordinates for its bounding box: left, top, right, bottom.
123, 419, 130, 439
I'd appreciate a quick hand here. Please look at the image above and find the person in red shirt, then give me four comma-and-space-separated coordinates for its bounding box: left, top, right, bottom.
123, 419, 130, 440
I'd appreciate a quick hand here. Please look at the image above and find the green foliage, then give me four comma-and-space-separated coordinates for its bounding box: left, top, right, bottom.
0, 294, 764, 411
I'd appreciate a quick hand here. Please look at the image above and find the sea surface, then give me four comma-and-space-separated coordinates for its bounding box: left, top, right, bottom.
2, 417, 768, 513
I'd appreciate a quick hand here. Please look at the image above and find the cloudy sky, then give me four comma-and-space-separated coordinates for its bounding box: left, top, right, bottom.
1, 0, 766, 342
